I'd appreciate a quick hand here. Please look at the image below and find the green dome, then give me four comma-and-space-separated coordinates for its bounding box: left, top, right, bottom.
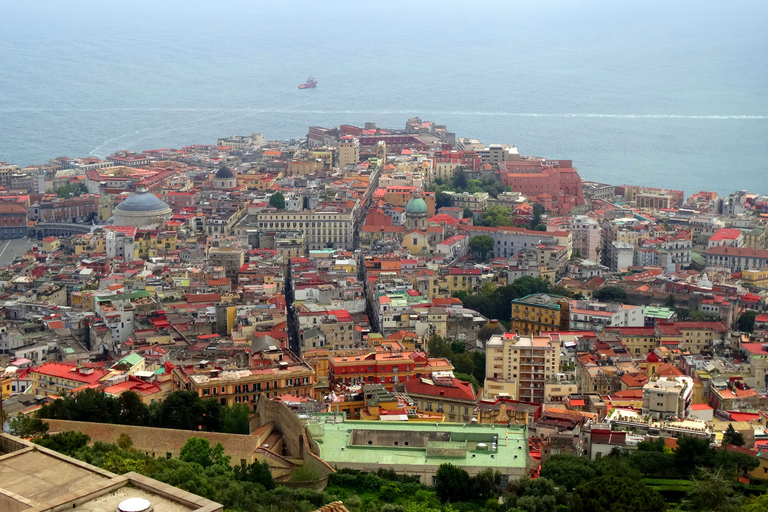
406, 197, 428, 214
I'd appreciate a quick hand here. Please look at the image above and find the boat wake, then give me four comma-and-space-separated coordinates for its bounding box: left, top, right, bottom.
1, 108, 764, 120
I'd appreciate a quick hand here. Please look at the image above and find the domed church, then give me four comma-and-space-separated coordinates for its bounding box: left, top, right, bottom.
112, 187, 173, 227
213, 166, 237, 189
405, 190, 428, 231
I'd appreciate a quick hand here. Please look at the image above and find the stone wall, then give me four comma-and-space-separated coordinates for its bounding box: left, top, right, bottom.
43, 419, 261, 466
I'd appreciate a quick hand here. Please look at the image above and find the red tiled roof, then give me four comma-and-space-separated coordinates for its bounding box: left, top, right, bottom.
32, 362, 109, 384
402, 377, 476, 402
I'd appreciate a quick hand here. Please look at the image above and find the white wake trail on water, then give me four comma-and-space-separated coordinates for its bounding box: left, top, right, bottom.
1, 108, 765, 120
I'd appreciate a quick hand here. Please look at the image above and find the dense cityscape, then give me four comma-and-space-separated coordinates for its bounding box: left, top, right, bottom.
1, 118, 768, 512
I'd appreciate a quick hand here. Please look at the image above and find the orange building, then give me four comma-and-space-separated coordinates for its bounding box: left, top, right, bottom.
383, 186, 436, 217
329, 351, 453, 390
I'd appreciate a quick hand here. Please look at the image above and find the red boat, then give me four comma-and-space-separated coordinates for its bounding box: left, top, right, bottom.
298, 76, 317, 89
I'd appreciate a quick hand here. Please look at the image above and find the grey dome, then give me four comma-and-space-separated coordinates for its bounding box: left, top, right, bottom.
115, 188, 170, 213
477, 319, 507, 342
215, 166, 235, 179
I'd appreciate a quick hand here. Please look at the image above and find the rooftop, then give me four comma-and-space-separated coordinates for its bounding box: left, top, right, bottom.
308, 417, 528, 469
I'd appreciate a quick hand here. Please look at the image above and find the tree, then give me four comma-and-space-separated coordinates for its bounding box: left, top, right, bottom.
119, 391, 149, 426
427, 335, 453, 359
179, 437, 230, 468
738, 311, 758, 333
436, 191, 452, 209
663, 294, 676, 308
469, 235, 494, 261
462, 208, 474, 219
592, 286, 628, 303
722, 423, 745, 447
507, 477, 567, 512
234, 460, 275, 490
715, 448, 760, 478
116, 433, 134, 451
533, 223, 547, 232
674, 435, 716, 476
742, 492, 768, 512
8, 415, 49, 438
101, 451, 146, 474
529, 203, 545, 230
629, 449, 674, 478
451, 353, 475, 376
570, 476, 667, 512
269, 191, 285, 210
434, 463, 471, 503
539, 454, 597, 491
472, 468, 502, 500
451, 170, 469, 191
685, 467, 743, 512
34, 431, 90, 456
220, 404, 251, 435
479, 205, 514, 227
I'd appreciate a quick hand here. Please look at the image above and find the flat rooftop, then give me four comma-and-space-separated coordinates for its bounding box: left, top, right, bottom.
308, 417, 528, 470
0, 433, 222, 512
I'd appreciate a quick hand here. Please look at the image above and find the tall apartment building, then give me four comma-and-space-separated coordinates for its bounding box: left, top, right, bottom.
510, 294, 570, 336
547, 216, 601, 261
484, 333, 558, 403
338, 136, 360, 169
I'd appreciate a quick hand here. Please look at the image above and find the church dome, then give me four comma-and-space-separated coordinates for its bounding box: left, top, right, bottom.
112, 187, 172, 228
215, 166, 235, 179
477, 319, 507, 342
406, 196, 428, 215
114, 188, 170, 213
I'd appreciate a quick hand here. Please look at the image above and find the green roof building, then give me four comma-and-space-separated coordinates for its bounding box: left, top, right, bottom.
307, 416, 528, 485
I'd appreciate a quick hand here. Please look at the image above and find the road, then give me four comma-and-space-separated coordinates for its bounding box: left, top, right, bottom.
0, 239, 38, 266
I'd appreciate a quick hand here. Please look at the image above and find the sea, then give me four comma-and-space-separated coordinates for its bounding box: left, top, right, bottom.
0, 0, 766, 196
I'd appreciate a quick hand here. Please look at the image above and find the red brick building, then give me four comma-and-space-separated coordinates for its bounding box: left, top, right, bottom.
499, 160, 585, 215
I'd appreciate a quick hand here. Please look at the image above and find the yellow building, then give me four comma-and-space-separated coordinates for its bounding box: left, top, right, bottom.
41, 237, 60, 253
133, 230, 177, 260
741, 268, 768, 288
31, 362, 112, 396
510, 294, 570, 336
403, 230, 430, 256
1, 374, 11, 399
74, 233, 106, 257
439, 268, 484, 296
98, 194, 114, 221
338, 136, 360, 169
484, 333, 558, 402
605, 327, 658, 357
172, 362, 316, 408
743, 227, 766, 251
286, 159, 321, 176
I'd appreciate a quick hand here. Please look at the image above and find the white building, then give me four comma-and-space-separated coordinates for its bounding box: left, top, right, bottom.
105, 228, 136, 262
569, 300, 644, 331
609, 241, 634, 272
641, 377, 694, 420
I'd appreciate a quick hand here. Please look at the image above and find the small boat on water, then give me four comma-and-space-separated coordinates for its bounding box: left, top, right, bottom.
298, 76, 317, 89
